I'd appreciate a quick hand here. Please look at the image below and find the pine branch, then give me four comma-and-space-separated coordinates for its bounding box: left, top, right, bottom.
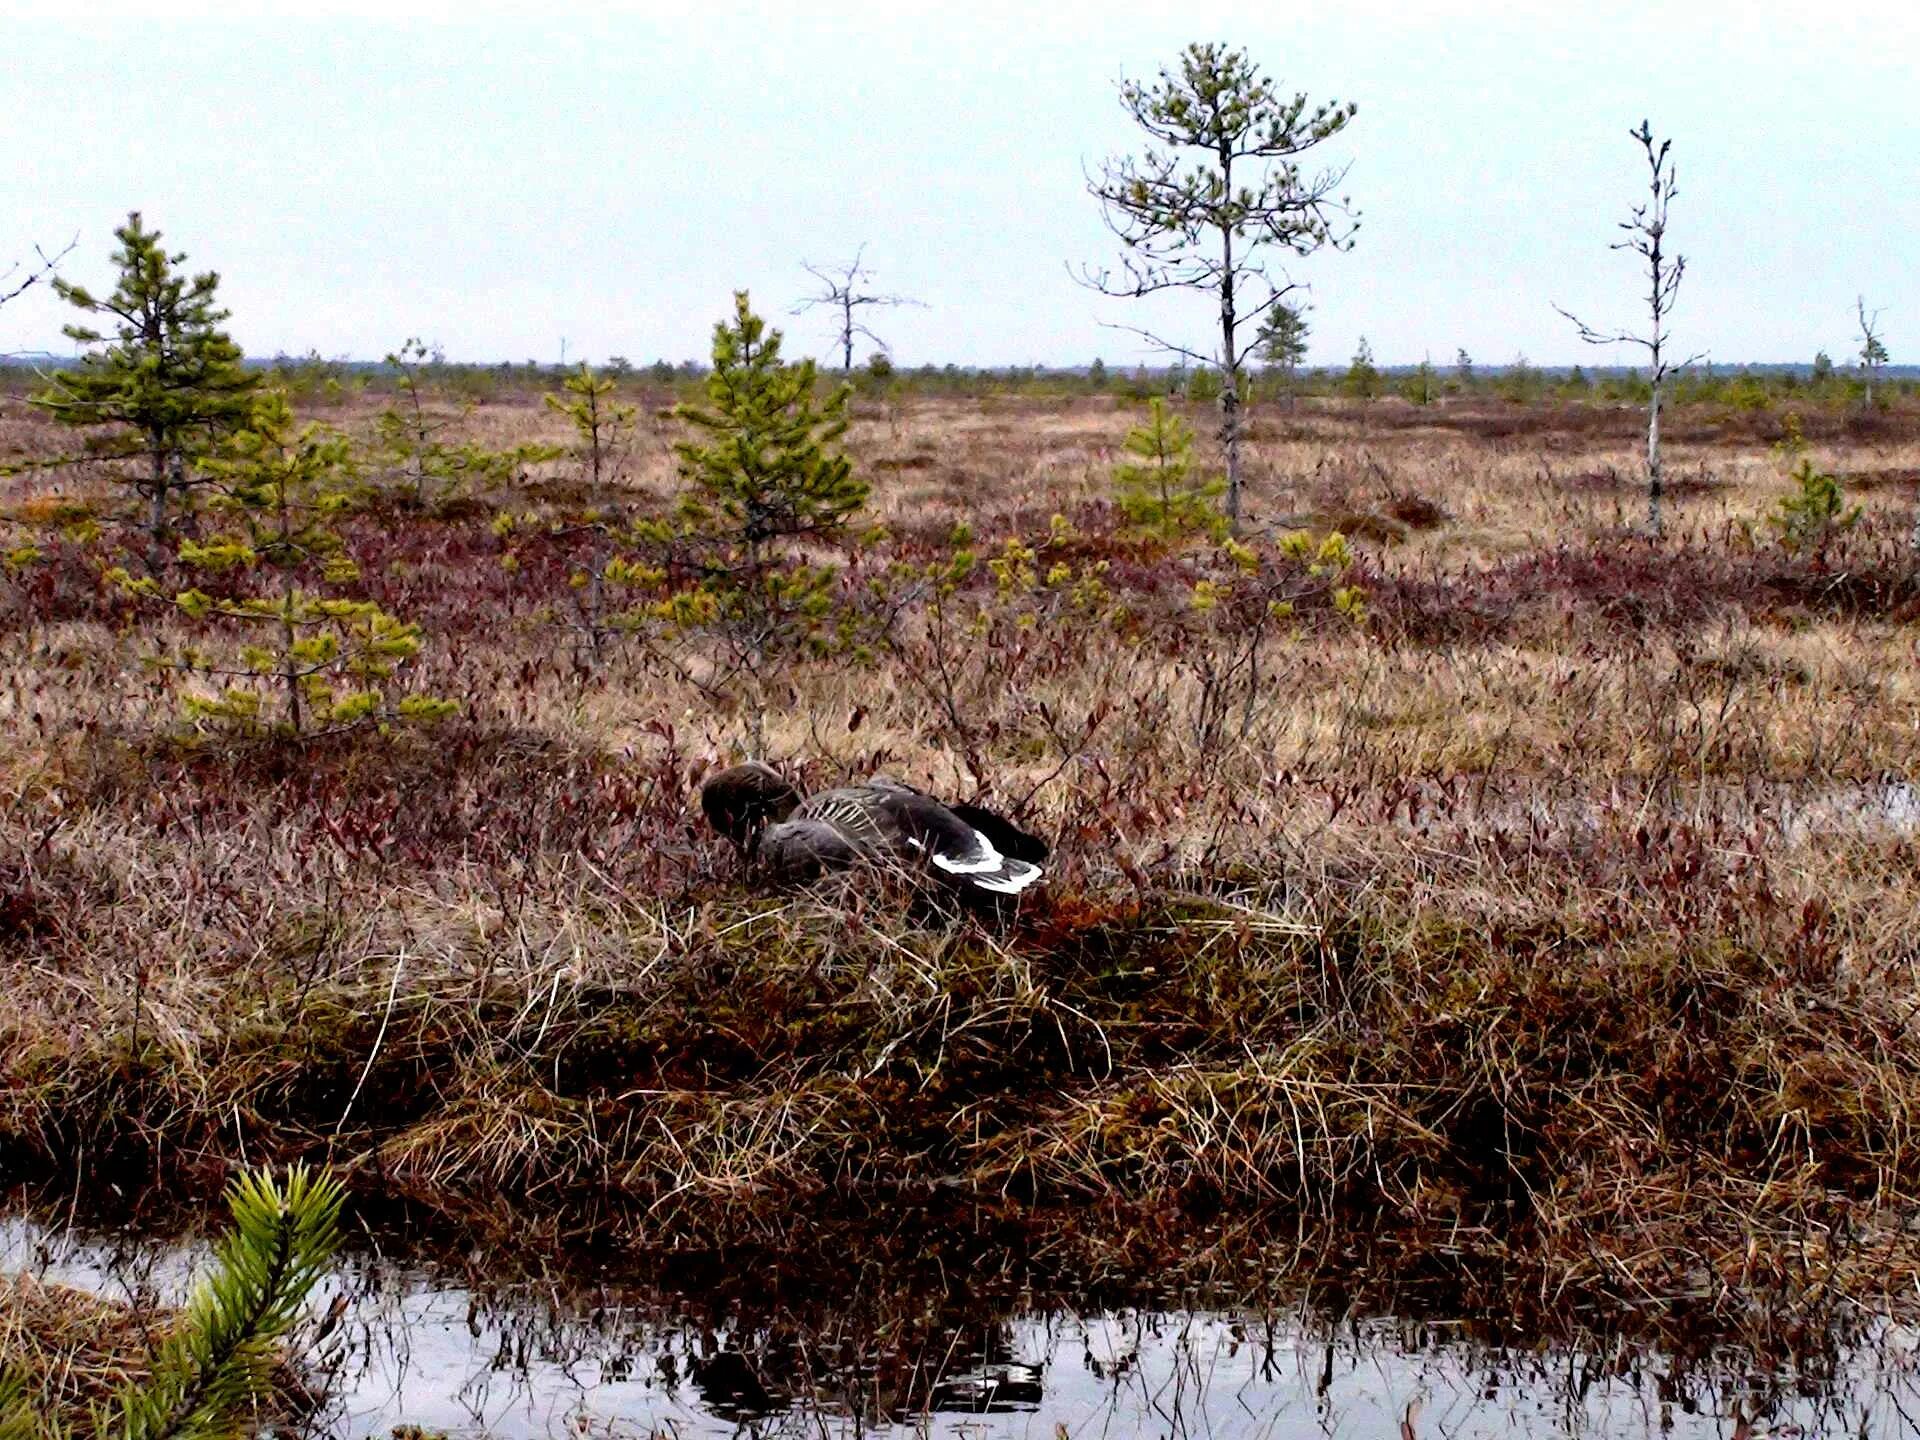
114, 1166, 343, 1440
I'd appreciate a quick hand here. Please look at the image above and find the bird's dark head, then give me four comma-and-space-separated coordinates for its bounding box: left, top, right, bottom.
700, 761, 803, 854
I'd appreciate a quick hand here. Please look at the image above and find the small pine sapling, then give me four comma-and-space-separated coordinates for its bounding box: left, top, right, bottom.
109, 391, 457, 734
1767, 416, 1859, 562
542, 362, 639, 662
374, 339, 545, 509
618, 293, 868, 749
1114, 397, 1225, 539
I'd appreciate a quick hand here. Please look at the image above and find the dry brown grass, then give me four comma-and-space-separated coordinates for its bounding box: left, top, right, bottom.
0, 1275, 158, 1426
6, 387, 1920, 1329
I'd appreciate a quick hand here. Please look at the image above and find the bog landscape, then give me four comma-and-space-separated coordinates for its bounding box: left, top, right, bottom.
3, 33, 1919, 1440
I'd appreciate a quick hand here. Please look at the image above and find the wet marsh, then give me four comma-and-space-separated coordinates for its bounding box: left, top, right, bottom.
6, 385, 1920, 1429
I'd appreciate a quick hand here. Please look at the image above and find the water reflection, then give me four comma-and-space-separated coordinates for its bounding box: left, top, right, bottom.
4, 1214, 1917, 1438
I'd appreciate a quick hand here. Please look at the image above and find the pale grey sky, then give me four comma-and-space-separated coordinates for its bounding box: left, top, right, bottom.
3, 0, 1913, 369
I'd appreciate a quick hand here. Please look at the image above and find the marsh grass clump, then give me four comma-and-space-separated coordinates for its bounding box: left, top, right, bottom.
0, 1278, 159, 1434
6, 824, 1920, 1322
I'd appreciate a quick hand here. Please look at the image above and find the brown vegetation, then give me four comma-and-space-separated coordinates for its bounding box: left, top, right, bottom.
6, 387, 1920, 1330
0, 1276, 157, 1428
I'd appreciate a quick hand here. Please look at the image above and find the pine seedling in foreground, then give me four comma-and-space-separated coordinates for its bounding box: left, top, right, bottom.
0, 1165, 342, 1440
114, 1166, 343, 1440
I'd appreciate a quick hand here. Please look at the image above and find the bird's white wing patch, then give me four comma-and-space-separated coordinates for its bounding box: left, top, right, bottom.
972, 860, 1044, 895
931, 826, 1004, 875
912, 828, 1044, 894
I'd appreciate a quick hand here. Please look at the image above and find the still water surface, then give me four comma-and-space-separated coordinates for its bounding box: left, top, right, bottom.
4, 1214, 1916, 1439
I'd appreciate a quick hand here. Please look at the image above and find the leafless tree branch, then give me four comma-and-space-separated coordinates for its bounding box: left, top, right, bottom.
0, 235, 76, 311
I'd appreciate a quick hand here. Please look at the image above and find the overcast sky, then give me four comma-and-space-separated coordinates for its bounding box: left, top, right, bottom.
3, 0, 1913, 369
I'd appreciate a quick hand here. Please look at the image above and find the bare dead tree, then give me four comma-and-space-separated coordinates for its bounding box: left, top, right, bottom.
1856, 296, 1889, 412
792, 244, 924, 372
1078, 42, 1358, 530
1556, 121, 1704, 537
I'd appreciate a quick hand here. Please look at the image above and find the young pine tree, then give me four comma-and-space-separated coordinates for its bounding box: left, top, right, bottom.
640, 292, 867, 748
31, 213, 259, 550
1186, 367, 1224, 404
375, 338, 535, 508
546, 362, 636, 492
673, 292, 865, 562
1401, 355, 1436, 406
110, 392, 454, 734
542, 362, 639, 661
1257, 302, 1311, 409
1767, 417, 1860, 563
1115, 398, 1225, 539
1343, 337, 1380, 399
1082, 42, 1359, 528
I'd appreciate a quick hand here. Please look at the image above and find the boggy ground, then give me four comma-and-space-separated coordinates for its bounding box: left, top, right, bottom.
4, 387, 1920, 1334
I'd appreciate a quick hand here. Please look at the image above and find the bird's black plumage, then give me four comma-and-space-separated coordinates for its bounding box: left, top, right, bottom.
700, 769, 1048, 898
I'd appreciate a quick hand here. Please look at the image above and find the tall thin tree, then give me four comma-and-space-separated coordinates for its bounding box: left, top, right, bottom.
1081, 42, 1358, 528
1856, 296, 1888, 411
793, 245, 924, 372
1556, 121, 1703, 537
